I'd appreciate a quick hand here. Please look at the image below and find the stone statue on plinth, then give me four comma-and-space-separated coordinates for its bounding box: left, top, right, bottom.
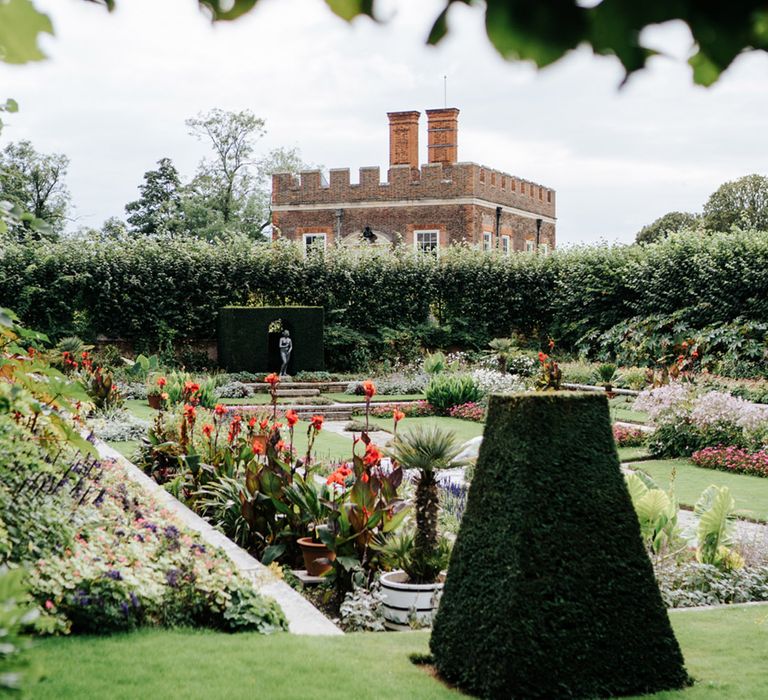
279, 330, 293, 377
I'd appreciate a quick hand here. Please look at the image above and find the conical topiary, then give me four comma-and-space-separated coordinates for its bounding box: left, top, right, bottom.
430, 392, 690, 699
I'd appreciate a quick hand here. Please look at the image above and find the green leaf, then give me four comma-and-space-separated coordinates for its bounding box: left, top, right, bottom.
0, 0, 53, 64
261, 543, 286, 565
324, 0, 374, 22
199, 0, 259, 21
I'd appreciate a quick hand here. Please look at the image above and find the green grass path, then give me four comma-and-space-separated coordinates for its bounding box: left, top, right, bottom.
632, 459, 768, 521
27, 605, 768, 699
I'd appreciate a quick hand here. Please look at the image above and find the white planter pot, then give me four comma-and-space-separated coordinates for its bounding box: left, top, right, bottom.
379, 570, 444, 631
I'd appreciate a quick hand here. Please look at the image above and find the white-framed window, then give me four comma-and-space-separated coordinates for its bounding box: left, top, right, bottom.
483, 231, 493, 251
539, 242, 550, 255
525, 239, 536, 252
303, 232, 327, 255
501, 235, 511, 256
414, 229, 440, 255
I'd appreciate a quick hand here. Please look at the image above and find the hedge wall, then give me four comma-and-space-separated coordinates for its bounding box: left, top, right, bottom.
1, 231, 767, 364
430, 392, 690, 698
218, 306, 324, 373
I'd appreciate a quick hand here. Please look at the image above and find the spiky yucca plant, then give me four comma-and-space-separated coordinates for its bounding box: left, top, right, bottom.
387, 426, 467, 583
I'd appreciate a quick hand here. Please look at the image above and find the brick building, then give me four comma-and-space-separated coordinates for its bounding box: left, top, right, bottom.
271, 108, 556, 255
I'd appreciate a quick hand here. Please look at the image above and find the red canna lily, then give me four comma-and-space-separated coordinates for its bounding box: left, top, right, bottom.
157, 376, 167, 388
393, 409, 405, 423
310, 415, 324, 432
361, 380, 376, 399
285, 409, 299, 427
202, 423, 213, 438
264, 373, 280, 386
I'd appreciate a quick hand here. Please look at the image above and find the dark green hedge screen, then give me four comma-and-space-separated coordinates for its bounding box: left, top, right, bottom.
218, 306, 324, 373
430, 392, 689, 699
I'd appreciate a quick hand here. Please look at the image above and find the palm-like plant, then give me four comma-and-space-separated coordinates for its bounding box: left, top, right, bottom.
387, 426, 467, 583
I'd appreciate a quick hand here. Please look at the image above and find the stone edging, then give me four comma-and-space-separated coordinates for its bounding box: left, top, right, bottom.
94, 440, 342, 637
669, 600, 768, 613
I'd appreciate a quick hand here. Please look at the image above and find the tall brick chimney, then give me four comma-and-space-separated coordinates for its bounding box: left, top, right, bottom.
426, 107, 459, 166
387, 111, 420, 169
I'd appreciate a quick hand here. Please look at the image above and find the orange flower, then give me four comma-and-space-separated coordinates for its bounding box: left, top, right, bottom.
363, 443, 382, 467
248, 416, 257, 428
275, 440, 286, 452
692, 349, 700, 358
259, 418, 269, 430
393, 409, 405, 423
214, 404, 227, 416
265, 373, 280, 387
285, 409, 299, 427
538, 351, 548, 363
160, 392, 169, 401
202, 424, 213, 438
183, 404, 196, 422
361, 380, 376, 399
310, 415, 324, 432
157, 376, 167, 388
184, 380, 200, 394
252, 439, 264, 455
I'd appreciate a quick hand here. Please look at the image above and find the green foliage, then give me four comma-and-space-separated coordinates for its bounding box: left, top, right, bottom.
0, 567, 38, 693
595, 362, 619, 387
694, 485, 742, 570
422, 352, 445, 376
425, 374, 480, 415
703, 174, 768, 233
125, 157, 184, 236
636, 211, 700, 244
430, 393, 689, 698
625, 472, 680, 555
0, 139, 69, 239
164, 372, 216, 409
3, 232, 768, 376
386, 426, 465, 583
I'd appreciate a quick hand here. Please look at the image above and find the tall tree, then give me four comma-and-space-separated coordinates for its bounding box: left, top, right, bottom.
703, 174, 768, 232
186, 108, 264, 226
125, 157, 183, 236
0, 139, 70, 239
635, 211, 700, 244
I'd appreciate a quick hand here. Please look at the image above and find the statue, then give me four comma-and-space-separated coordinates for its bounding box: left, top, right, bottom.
279, 329, 293, 376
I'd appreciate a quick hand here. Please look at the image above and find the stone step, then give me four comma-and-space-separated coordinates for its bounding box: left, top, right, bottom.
276, 388, 321, 397
248, 381, 349, 394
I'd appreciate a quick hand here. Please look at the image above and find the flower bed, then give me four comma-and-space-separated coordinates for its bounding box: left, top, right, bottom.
612, 424, 647, 447
370, 401, 435, 418
691, 446, 768, 478
447, 402, 485, 422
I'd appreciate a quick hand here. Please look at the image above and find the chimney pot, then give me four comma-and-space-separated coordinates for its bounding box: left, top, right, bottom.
387, 111, 420, 170
426, 107, 459, 166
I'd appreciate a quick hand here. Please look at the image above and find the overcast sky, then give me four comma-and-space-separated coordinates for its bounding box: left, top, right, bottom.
2, 0, 767, 246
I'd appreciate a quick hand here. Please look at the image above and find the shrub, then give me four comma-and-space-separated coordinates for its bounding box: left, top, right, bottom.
469, 368, 525, 398
425, 374, 481, 415
430, 392, 689, 698
656, 561, 768, 608
214, 381, 253, 399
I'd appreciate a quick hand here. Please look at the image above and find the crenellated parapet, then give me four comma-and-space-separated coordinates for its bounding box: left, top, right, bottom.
272, 162, 555, 217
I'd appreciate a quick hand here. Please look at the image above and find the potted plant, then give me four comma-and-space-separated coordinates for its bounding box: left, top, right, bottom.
595, 362, 619, 396
147, 375, 168, 410
286, 473, 339, 576
380, 426, 466, 629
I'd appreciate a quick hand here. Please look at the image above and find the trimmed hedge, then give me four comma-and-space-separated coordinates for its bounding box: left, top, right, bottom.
2, 231, 768, 367
430, 392, 689, 698
218, 306, 324, 373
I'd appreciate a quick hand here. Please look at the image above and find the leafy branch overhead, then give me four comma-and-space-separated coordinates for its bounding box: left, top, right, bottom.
3, 0, 768, 85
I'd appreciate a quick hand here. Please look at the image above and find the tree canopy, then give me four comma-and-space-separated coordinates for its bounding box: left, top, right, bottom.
4, 0, 768, 85
703, 174, 768, 233
635, 211, 700, 244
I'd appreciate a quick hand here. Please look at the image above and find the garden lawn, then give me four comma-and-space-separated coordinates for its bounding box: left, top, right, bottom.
362, 416, 485, 445
106, 440, 138, 460
27, 605, 768, 699
631, 459, 768, 522
609, 396, 648, 425
617, 446, 653, 463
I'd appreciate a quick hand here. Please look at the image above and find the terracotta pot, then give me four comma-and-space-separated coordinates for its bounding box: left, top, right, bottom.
147, 393, 163, 410
297, 537, 335, 577
379, 570, 445, 631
